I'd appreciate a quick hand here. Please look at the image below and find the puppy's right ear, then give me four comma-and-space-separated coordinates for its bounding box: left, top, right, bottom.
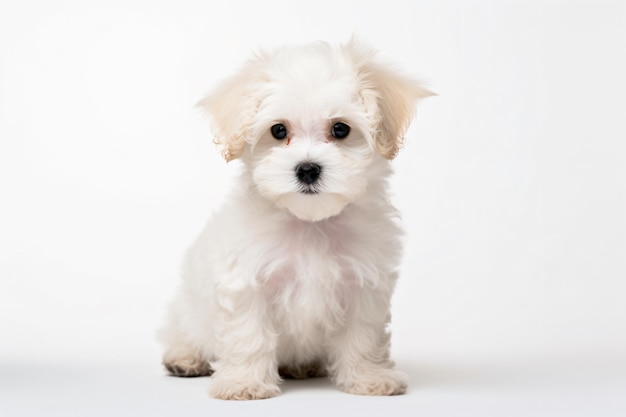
197, 62, 264, 162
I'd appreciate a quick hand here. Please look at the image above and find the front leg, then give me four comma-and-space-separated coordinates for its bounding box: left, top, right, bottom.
327, 287, 408, 396
209, 283, 280, 400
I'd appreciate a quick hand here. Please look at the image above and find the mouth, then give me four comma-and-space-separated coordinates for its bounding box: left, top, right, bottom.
299, 186, 320, 195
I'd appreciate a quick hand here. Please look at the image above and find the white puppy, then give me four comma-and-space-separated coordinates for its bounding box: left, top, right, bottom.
159, 39, 431, 400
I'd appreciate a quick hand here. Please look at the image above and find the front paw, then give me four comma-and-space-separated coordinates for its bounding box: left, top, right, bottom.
209, 376, 281, 400
339, 368, 408, 396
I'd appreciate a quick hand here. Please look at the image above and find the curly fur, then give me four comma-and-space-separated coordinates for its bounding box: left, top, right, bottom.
159, 39, 431, 400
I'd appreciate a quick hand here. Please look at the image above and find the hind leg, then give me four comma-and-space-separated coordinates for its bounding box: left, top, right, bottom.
159, 305, 214, 377
160, 287, 216, 378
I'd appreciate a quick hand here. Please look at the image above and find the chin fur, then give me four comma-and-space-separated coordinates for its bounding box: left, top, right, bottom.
277, 193, 350, 222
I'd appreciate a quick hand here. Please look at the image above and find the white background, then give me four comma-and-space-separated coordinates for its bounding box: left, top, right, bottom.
1, 0, 625, 415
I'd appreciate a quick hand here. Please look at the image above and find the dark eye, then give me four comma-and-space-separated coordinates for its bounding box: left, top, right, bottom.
271, 123, 288, 140
331, 122, 350, 139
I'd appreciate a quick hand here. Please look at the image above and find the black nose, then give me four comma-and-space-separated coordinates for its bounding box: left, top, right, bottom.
295, 162, 322, 185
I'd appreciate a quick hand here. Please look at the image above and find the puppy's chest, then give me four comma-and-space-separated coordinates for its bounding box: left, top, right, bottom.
259, 221, 360, 317
263, 259, 355, 335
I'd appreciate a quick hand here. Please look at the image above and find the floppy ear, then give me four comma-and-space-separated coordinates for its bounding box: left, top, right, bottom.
197, 61, 265, 162
346, 40, 434, 159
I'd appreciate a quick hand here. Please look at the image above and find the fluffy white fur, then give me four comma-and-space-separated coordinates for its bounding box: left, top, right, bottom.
159, 39, 431, 400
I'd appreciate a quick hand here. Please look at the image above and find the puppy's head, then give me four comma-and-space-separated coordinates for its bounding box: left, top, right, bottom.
200, 40, 432, 222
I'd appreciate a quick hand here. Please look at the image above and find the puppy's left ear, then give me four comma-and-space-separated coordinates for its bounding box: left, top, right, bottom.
197, 61, 265, 162
347, 41, 434, 159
